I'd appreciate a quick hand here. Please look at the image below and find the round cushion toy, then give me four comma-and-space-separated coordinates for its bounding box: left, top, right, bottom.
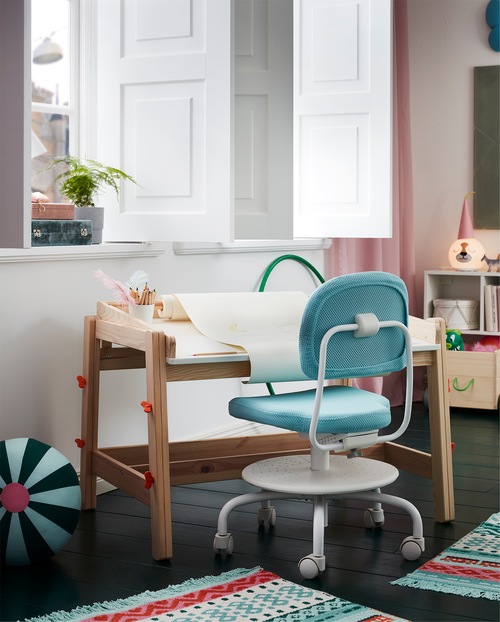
0, 438, 81, 566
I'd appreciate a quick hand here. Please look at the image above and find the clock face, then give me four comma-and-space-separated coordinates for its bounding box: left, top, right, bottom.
448, 238, 486, 271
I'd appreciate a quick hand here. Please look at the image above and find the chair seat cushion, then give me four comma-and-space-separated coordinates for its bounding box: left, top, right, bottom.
229, 385, 391, 434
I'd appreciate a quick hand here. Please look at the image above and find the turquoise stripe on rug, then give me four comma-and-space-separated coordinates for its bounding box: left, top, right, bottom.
392, 512, 500, 601
24, 566, 409, 621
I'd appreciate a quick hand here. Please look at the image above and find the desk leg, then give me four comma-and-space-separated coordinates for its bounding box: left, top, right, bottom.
80, 316, 101, 510
427, 318, 455, 523
145, 330, 173, 561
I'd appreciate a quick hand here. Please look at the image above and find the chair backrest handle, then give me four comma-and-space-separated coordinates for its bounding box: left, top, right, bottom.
354, 313, 380, 338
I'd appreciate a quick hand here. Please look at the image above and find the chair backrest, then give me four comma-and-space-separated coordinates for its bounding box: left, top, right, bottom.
299, 272, 409, 380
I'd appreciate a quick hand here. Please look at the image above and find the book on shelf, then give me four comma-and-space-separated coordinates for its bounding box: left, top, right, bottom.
484, 284, 499, 332
498, 287, 500, 331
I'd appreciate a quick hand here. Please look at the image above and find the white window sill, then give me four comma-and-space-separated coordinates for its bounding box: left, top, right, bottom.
173, 239, 331, 255
0, 238, 331, 263
0, 242, 168, 263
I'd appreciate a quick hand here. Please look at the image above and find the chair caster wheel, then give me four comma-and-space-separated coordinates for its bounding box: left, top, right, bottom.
298, 554, 325, 579
364, 508, 384, 528
213, 533, 234, 556
258, 506, 276, 527
400, 536, 424, 560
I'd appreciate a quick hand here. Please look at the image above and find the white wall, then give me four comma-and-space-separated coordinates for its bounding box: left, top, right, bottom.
0, 246, 325, 469
408, 0, 500, 310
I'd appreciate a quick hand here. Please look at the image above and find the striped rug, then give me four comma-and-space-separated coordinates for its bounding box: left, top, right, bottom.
392, 512, 500, 601
25, 566, 408, 621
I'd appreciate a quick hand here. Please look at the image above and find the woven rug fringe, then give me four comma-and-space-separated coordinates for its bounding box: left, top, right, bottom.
22, 567, 261, 622
392, 513, 500, 602
394, 576, 500, 601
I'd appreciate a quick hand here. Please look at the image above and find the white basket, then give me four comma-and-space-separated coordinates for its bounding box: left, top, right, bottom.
433, 299, 479, 330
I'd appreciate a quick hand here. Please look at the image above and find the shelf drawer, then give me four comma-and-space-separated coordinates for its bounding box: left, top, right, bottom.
446, 350, 500, 410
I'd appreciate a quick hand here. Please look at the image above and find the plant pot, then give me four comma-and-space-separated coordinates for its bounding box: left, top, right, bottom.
74, 207, 104, 244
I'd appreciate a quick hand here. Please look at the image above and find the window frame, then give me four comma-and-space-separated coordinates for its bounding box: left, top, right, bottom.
31, 0, 80, 202
0, 0, 31, 249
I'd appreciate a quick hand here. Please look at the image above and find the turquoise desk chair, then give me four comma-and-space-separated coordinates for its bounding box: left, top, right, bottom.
214, 272, 425, 578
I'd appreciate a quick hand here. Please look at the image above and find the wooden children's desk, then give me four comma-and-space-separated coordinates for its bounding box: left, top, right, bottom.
79, 303, 454, 561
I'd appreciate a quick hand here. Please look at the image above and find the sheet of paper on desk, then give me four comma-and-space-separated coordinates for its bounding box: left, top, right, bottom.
158, 292, 309, 383
160, 321, 246, 358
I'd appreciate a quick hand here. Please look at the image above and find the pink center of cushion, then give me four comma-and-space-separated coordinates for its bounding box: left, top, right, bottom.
1, 482, 30, 513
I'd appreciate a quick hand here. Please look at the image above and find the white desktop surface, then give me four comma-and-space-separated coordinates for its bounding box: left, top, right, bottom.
155, 318, 439, 366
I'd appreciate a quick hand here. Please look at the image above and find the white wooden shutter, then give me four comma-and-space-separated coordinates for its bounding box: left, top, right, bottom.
233, 0, 293, 240
95, 0, 233, 242
293, 0, 392, 238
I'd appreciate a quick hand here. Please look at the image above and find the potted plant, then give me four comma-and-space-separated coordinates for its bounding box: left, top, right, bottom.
50, 156, 137, 244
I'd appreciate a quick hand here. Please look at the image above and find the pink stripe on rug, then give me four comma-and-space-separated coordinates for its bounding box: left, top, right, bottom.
442, 555, 500, 569
420, 560, 500, 582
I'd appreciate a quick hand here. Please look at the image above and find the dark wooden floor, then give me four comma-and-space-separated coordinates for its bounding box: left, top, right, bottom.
1, 403, 498, 622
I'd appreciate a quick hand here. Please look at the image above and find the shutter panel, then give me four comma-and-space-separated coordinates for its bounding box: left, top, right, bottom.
293, 0, 392, 238
95, 0, 233, 242
233, 0, 293, 240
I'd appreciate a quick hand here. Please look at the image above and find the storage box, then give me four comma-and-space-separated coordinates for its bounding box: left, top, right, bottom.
433, 299, 479, 330
447, 350, 500, 410
31, 202, 75, 220
32, 220, 93, 246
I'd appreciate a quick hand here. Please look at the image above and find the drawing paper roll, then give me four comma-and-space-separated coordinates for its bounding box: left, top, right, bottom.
173, 291, 309, 383
158, 295, 190, 321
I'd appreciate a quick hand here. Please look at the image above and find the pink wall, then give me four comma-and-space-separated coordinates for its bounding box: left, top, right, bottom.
408, 0, 499, 311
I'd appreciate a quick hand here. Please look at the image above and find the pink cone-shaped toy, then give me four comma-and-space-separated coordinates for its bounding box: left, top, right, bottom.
457, 197, 474, 239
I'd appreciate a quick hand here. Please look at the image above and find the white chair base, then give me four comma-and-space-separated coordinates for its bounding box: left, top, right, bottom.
214, 455, 425, 578
242, 454, 398, 494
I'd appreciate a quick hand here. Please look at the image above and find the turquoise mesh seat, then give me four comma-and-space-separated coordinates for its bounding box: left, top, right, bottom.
215, 272, 424, 579
229, 385, 390, 435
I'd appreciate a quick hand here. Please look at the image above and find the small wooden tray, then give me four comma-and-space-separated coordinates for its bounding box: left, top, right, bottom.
31, 202, 75, 220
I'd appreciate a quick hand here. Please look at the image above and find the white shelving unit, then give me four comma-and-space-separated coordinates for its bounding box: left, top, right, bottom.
424, 270, 500, 335
424, 270, 500, 411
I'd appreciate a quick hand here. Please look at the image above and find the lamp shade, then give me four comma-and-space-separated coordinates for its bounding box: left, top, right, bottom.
448, 238, 485, 271
33, 37, 63, 64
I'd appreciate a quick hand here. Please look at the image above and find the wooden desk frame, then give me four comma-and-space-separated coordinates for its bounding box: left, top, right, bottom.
80, 306, 454, 561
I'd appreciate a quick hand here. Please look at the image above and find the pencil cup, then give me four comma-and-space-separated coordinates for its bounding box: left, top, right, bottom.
129, 304, 155, 324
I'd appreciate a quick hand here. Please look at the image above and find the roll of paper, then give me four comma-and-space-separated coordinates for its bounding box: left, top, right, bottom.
158, 294, 190, 321
165, 291, 309, 383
